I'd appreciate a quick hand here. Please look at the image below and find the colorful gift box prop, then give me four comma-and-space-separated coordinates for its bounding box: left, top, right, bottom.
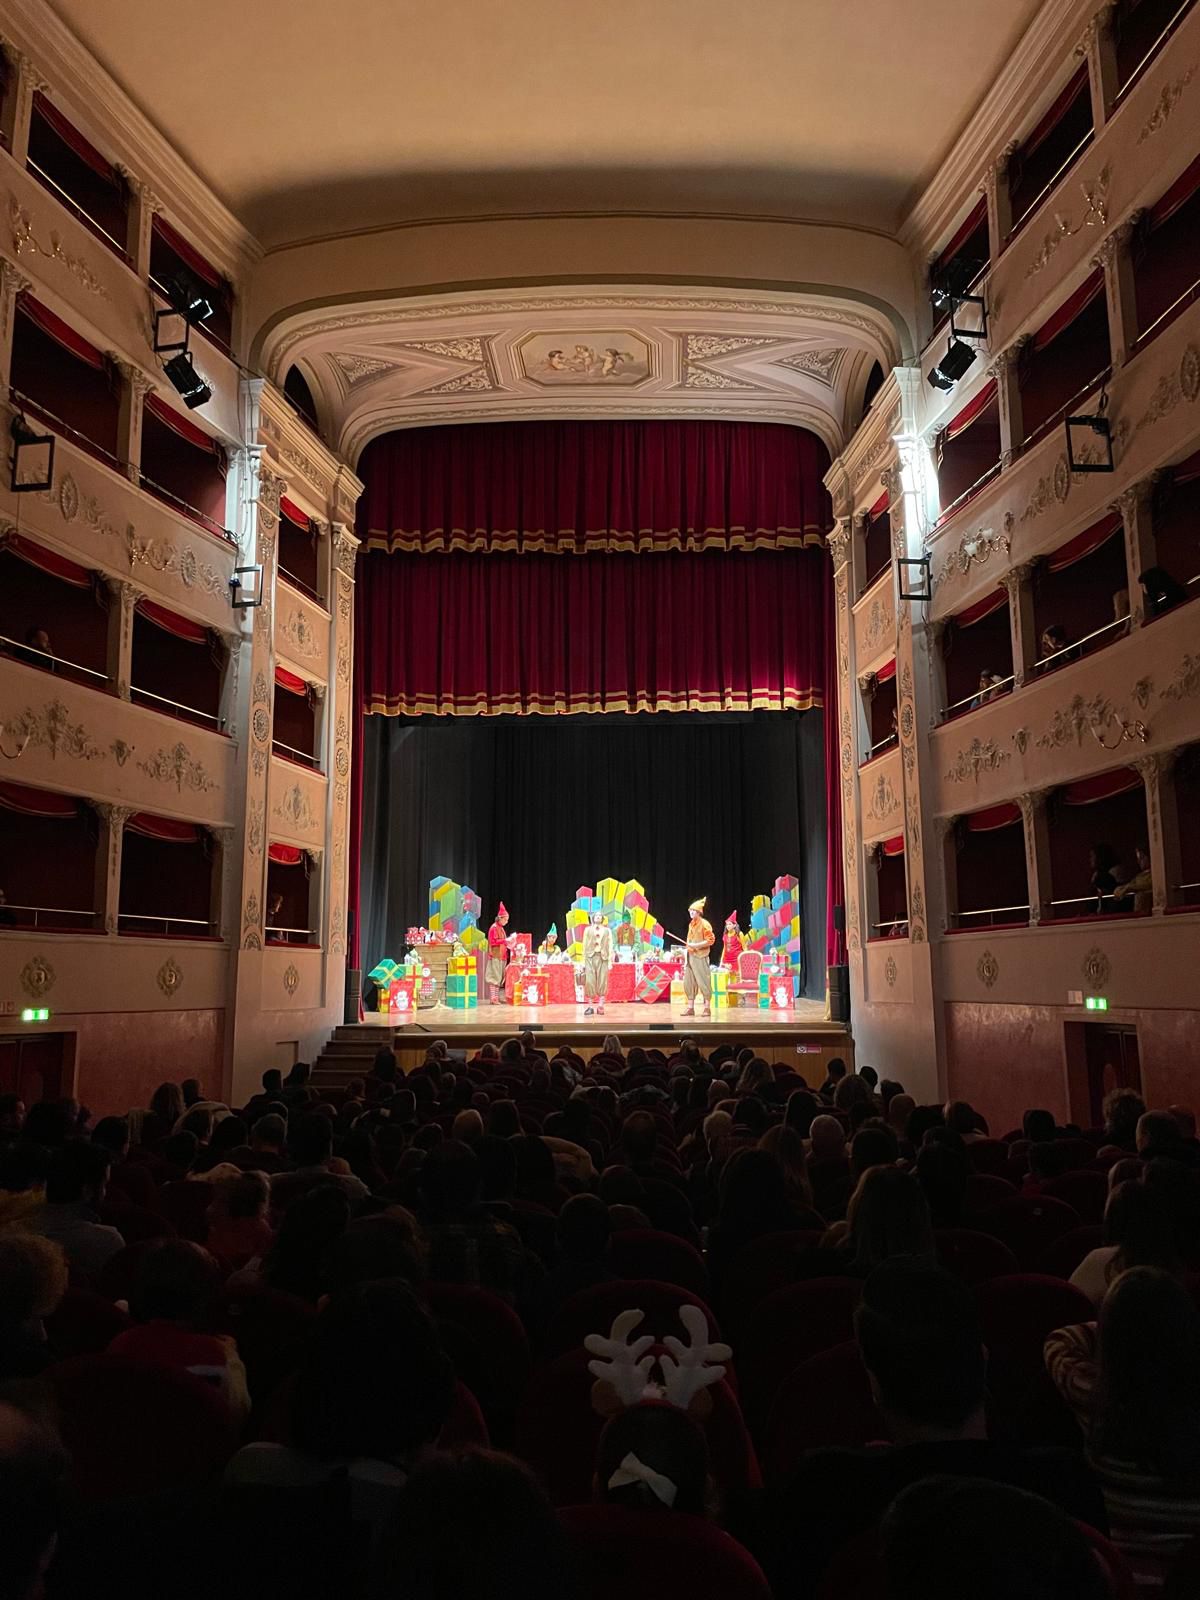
513, 971, 550, 1006
747, 873, 804, 989
445, 970, 478, 1010
634, 963, 673, 1004
427, 876, 488, 957
382, 976, 417, 1016
758, 971, 795, 1011
565, 877, 665, 961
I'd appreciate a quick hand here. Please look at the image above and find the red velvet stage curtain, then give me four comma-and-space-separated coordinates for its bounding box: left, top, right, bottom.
357, 420, 832, 555
357, 546, 829, 717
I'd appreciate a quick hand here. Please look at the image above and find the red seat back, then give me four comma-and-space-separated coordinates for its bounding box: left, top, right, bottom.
1037, 1224, 1106, 1280
934, 1228, 1020, 1286
158, 1179, 214, 1244
607, 1229, 711, 1300
763, 1340, 881, 1477
966, 1139, 1014, 1177
1041, 1170, 1108, 1225
218, 1281, 317, 1406
517, 1348, 758, 1507
546, 1279, 720, 1362
973, 1195, 1082, 1269
559, 1504, 772, 1599
963, 1172, 1017, 1215
422, 1281, 532, 1434
740, 1278, 863, 1435
44, 1286, 131, 1358
49, 1353, 238, 1501
975, 1273, 1093, 1401
715, 1230, 825, 1334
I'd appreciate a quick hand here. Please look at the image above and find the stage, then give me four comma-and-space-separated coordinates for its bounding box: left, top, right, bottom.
314, 997, 852, 1087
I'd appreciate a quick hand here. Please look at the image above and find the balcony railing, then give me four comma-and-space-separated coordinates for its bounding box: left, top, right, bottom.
1007, 129, 1095, 242
26, 156, 130, 263
949, 904, 1030, 929
130, 684, 225, 733
272, 739, 323, 771
870, 919, 910, 938
1031, 614, 1130, 678
941, 673, 1016, 722
0, 634, 110, 690
861, 732, 900, 764
266, 925, 319, 945
117, 912, 218, 938
0, 903, 100, 931
1017, 367, 1112, 458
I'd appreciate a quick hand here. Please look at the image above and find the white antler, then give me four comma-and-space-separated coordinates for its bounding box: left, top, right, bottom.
659, 1304, 732, 1410
585, 1308, 656, 1406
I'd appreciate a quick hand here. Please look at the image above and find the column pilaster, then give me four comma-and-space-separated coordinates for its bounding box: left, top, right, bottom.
0, 50, 46, 168
109, 357, 156, 483
1076, 3, 1119, 130
1000, 561, 1038, 686
105, 578, 141, 699
1093, 214, 1142, 370
1018, 791, 1053, 924
92, 803, 133, 935
0, 258, 32, 400
1114, 477, 1156, 625
1134, 754, 1178, 915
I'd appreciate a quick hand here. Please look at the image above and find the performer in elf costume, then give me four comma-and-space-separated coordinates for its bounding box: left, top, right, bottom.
539, 922, 560, 958
722, 910, 746, 968
681, 896, 714, 1018
484, 901, 511, 1004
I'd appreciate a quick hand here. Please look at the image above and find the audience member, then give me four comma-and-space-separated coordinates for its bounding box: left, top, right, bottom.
818, 1058, 847, 1099
1046, 1266, 1200, 1583
30, 1142, 123, 1285
0, 1231, 67, 1381
595, 1402, 714, 1518
227, 1279, 454, 1540
1069, 1179, 1180, 1306
275, 1113, 369, 1205
418, 1140, 543, 1311
1103, 1088, 1147, 1153
244, 1182, 351, 1301
110, 1238, 249, 1419
0, 1401, 67, 1600
741, 1261, 1106, 1596
881, 1477, 1111, 1600
207, 1170, 274, 1269
370, 1448, 576, 1600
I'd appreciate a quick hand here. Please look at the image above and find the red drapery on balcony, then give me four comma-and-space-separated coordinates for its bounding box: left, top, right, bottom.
1032, 271, 1106, 351
880, 834, 905, 857
144, 394, 225, 465
1045, 511, 1123, 573
16, 296, 105, 369
955, 586, 1008, 627
126, 813, 201, 843
0, 780, 78, 818
31, 92, 115, 182
0, 530, 93, 588
1061, 767, 1142, 805
268, 842, 304, 866
357, 420, 832, 555
275, 665, 310, 696
966, 802, 1022, 831
868, 489, 890, 517
136, 598, 208, 644
874, 657, 897, 683
151, 215, 222, 289
943, 380, 998, 442
281, 496, 311, 530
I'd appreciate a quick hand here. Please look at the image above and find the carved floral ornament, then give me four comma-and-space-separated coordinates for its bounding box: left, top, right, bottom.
1023, 166, 1110, 280
884, 955, 898, 989
944, 739, 1011, 784
157, 959, 183, 998
9, 196, 110, 298
20, 956, 55, 1000
977, 949, 1000, 989
283, 963, 301, 997
1083, 947, 1111, 990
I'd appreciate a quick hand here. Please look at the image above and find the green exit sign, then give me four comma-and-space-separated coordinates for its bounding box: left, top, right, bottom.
20, 1007, 50, 1023
1085, 996, 1109, 1012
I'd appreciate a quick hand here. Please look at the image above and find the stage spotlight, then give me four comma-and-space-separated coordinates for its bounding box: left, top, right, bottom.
929, 253, 983, 316
163, 351, 213, 409
10, 413, 54, 492
927, 336, 978, 391
167, 271, 215, 327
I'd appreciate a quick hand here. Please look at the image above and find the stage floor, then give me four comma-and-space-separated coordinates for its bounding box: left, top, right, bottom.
383, 997, 829, 1034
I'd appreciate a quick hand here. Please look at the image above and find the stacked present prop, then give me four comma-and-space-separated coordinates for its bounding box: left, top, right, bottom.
445, 950, 478, 1010
747, 873, 804, 1003
565, 877, 665, 961
427, 876, 488, 959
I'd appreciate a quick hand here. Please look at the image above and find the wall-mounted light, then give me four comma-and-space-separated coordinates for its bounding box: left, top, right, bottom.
950, 293, 988, 344
10, 414, 54, 492
162, 351, 213, 410
927, 336, 978, 392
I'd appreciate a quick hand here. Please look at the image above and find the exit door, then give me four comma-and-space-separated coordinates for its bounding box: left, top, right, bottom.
1083, 1023, 1141, 1128
0, 1032, 69, 1104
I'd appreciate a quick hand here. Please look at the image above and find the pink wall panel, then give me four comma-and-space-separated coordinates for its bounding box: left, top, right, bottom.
70, 1010, 225, 1117
1138, 1010, 1200, 1113
944, 1002, 1069, 1135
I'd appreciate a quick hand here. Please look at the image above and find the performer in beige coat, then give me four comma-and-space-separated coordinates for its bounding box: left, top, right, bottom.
681, 896, 715, 1018
582, 910, 614, 1015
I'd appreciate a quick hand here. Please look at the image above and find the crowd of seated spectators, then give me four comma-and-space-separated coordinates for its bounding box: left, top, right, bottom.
0, 1046, 1198, 1597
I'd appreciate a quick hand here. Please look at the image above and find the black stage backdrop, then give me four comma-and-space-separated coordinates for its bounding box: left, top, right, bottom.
359, 709, 828, 998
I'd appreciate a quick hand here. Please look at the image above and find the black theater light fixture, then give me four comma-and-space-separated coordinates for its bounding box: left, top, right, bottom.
927, 336, 978, 392
153, 269, 215, 355
163, 351, 213, 410
230, 565, 264, 610
10, 413, 55, 493
897, 554, 932, 602
1065, 393, 1114, 474
950, 292, 988, 343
